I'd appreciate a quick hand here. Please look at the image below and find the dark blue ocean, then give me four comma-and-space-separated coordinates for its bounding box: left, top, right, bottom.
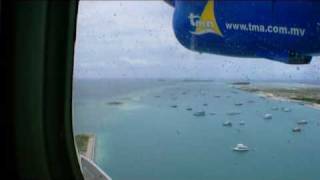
73, 79, 320, 180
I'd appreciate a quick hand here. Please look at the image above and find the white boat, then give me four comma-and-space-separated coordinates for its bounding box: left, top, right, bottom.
264, 113, 272, 119
223, 121, 232, 127
292, 127, 302, 132
297, 120, 308, 125
282, 107, 291, 112
239, 121, 245, 125
193, 111, 206, 117
233, 144, 249, 152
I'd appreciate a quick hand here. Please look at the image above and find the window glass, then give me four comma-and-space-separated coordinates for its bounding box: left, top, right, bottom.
74, 1, 320, 180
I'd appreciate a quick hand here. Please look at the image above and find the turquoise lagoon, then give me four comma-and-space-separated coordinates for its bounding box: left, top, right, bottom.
74, 79, 320, 180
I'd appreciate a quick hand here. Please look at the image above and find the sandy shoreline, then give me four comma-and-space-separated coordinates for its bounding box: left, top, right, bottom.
84, 134, 96, 160
79, 135, 112, 180
257, 91, 320, 110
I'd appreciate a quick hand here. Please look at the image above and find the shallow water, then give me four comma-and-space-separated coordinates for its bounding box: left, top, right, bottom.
74, 79, 320, 180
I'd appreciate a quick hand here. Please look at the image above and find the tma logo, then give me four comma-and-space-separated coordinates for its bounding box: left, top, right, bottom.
188, 0, 223, 36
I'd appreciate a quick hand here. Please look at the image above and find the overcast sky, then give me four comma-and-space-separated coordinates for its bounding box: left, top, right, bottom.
74, 1, 320, 82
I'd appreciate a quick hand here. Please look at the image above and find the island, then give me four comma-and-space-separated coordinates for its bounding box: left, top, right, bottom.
231, 81, 251, 85
235, 84, 320, 109
182, 79, 215, 83
106, 101, 124, 106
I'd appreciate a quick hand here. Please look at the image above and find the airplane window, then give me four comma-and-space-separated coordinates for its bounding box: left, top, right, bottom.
73, 1, 320, 180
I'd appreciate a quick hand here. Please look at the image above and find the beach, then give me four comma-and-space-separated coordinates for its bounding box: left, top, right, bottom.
234, 83, 320, 110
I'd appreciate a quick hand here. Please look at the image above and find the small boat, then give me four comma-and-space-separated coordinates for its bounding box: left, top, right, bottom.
292, 127, 301, 132
234, 103, 243, 106
171, 105, 178, 108
259, 96, 266, 100
233, 144, 249, 152
223, 121, 232, 127
193, 111, 206, 117
282, 107, 291, 112
239, 121, 245, 125
264, 113, 272, 120
227, 112, 241, 116
297, 120, 308, 125
186, 108, 192, 111
203, 103, 208, 106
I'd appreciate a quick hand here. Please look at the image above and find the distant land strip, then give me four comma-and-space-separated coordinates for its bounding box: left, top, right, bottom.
75, 133, 96, 160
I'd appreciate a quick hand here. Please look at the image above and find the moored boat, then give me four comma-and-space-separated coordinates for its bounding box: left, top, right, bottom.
193, 111, 205, 117
233, 144, 249, 152
292, 127, 302, 132
223, 121, 232, 127
297, 120, 308, 125
264, 113, 272, 120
